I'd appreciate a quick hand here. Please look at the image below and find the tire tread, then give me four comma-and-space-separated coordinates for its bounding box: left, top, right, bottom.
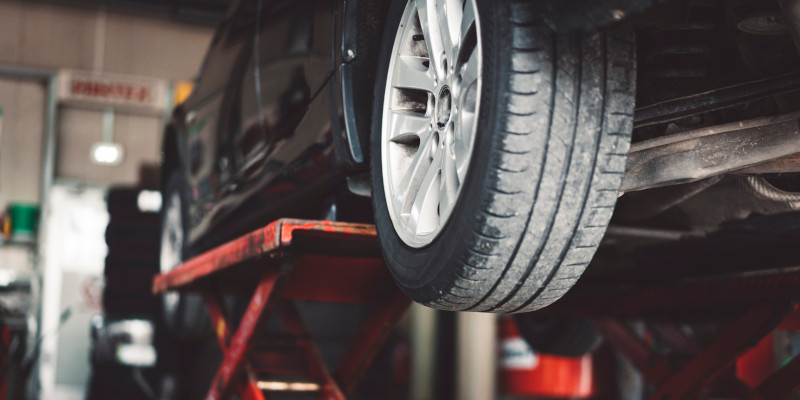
445, 2, 634, 312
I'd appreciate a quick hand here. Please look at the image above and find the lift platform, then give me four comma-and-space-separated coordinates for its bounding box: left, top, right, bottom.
547, 267, 800, 399
154, 217, 800, 399
152, 219, 410, 400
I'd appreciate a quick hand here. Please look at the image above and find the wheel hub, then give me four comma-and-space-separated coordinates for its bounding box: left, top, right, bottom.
436, 86, 452, 129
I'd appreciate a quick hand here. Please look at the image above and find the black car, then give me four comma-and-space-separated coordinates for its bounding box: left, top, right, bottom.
160, 0, 800, 332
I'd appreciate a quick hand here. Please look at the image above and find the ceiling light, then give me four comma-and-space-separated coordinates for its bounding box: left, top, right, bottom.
91, 142, 123, 165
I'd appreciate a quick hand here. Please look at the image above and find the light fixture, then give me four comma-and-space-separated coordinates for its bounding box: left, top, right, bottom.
90, 107, 124, 165
91, 142, 124, 165
256, 381, 320, 392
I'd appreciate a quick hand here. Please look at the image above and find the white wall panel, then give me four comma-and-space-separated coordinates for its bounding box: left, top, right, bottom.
0, 0, 214, 195
57, 108, 161, 185
18, 2, 98, 70
0, 78, 45, 204
104, 11, 210, 80
0, 2, 23, 64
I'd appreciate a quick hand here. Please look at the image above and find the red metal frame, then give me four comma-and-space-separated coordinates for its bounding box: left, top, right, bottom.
549, 267, 800, 319
153, 218, 800, 399
650, 303, 790, 399
587, 289, 800, 399
755, 347, 800, 399
539, 265, 800, 398
153, 219, 410, 400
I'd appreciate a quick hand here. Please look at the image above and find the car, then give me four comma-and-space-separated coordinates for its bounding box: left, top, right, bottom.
160, 0, 800, 332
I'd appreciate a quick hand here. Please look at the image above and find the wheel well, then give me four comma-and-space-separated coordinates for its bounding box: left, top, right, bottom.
342, 0, 390, 163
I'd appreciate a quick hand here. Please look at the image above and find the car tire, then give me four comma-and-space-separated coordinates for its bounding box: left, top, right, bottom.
514, 314, 603, 357
371, 0, 636, 312
160, 170, 209, 338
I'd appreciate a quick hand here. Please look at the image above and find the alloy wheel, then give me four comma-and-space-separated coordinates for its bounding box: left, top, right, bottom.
159, 192, 183, 321
381, 0, 482, 247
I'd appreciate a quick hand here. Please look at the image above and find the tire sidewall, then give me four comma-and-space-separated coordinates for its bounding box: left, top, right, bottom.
371, 0, 500, 303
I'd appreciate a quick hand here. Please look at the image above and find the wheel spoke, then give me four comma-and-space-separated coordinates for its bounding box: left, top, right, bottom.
459, 45, 480, 91
408, 145, 443, 237
389, 111, 433, 143
395, 132, 437, 212
393, 56, 437, 93
455, 108, 474, 182
435, 0, 461, 67
415, 0, 446, 79
455, 48, 479, 183
460, 0, 476, 52
440, 144, 459, 222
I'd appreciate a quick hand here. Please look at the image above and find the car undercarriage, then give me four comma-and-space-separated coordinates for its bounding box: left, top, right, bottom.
587, 0, 800, 281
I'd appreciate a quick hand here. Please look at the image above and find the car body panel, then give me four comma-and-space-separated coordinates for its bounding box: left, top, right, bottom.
168, 0, 351, 250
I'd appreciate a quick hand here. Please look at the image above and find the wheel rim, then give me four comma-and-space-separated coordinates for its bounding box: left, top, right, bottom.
159, 191, 183, 321
381, 0, 482, 248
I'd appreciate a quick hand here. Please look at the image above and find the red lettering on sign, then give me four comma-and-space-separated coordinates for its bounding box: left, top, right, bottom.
69, 78, 153, 104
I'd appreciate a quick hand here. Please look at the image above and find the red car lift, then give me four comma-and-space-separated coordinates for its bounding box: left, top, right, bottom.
152, 219, 411, 400
547, 267, 800, 399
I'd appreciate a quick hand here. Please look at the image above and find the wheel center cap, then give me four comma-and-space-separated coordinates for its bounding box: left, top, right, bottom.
436, 86, 452, 129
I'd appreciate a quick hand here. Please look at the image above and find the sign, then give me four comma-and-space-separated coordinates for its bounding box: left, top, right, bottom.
58, 70, 169, 113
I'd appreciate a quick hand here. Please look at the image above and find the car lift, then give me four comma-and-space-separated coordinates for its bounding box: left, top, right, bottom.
152, 219, 410, 400
154, 218, 800, 400
548, 267, 800, 399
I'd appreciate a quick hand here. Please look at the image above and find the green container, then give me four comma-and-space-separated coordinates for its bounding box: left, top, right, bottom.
9, 203, 39, 241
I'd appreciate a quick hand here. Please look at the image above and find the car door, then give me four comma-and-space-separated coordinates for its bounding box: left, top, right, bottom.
220, 1, 261, 194
231, 0, 335, 183
181, 0, 256, 239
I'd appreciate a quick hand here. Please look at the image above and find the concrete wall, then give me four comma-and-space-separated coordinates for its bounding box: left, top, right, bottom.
0, 0, 215, 205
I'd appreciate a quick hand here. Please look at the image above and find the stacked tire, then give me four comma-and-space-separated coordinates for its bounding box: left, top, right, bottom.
102, 188, 161, 318
87, 188, 163, 400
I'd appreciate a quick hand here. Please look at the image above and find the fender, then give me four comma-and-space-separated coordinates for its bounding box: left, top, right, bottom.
331, 0, 389, 166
